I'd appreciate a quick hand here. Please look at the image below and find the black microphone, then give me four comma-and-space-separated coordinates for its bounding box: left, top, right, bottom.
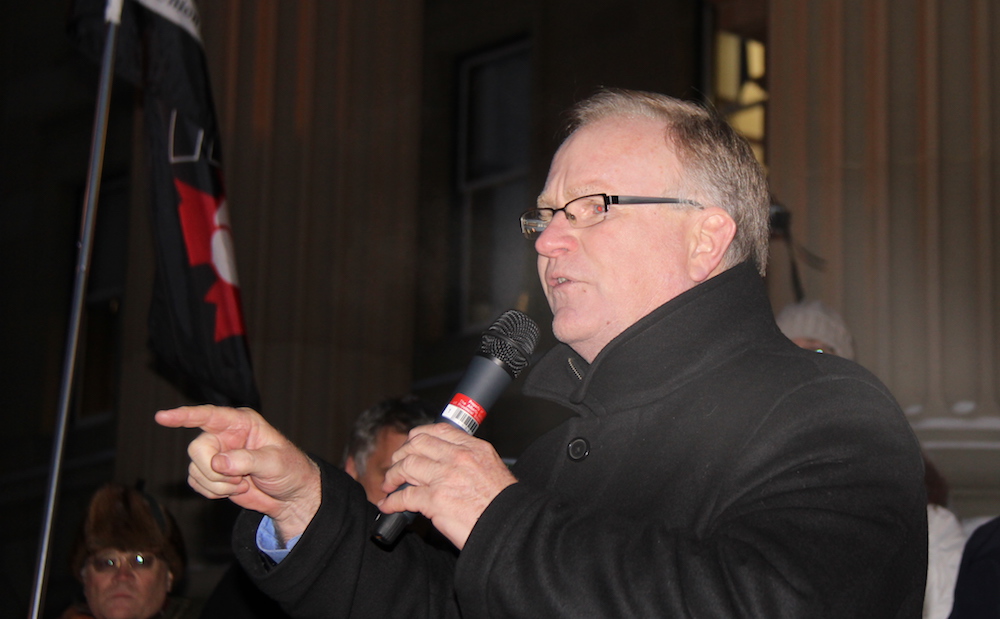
372, 309, 539, 545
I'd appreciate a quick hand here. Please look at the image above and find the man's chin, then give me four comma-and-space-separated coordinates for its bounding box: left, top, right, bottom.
550, 317, 580, 346
552, 320, 595, 354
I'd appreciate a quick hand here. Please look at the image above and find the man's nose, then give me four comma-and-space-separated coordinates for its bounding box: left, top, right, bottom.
534, 211, 577, 256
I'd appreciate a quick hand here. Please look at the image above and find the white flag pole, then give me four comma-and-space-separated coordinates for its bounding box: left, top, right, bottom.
28, 1, 125, 617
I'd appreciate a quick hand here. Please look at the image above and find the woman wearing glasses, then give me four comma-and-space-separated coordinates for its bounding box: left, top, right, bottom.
61, 483, 196, 619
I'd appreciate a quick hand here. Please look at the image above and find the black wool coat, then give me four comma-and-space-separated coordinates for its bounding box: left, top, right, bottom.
235, 262, 928, 618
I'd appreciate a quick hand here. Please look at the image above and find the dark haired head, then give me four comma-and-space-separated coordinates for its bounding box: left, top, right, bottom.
342, 395, 436, 475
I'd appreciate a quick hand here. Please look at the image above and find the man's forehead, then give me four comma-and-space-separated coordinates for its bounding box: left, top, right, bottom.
537, 128, 624, 206
539, 119, 681, 207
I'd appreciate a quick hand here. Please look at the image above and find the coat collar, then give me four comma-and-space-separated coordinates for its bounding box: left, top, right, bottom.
523, 261, 782, 414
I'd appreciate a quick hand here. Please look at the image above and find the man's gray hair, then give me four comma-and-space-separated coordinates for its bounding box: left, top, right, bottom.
341, 395, 436, 476
567, 88, 770, 275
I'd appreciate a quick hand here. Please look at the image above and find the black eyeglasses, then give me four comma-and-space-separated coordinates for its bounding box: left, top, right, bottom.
88, 551, 157, 573
520, 193, 703, 239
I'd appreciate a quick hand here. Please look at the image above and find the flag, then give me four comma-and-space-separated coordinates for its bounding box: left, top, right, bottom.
70, 0, 260, 409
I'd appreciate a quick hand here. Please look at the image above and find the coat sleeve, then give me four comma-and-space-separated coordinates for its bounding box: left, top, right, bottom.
453, 378, 928, 619
232, 459, 461, 619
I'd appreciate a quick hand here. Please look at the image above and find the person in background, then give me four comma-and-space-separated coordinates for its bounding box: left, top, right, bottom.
949, 512, 1000, 618
774, 298, 854, 358
158, 89, 927, 618
197, 396, 437, 619
61, 482, 196, 619
341, 395, 437, 503
776, 298, 966, 619
920, 457, 969, 619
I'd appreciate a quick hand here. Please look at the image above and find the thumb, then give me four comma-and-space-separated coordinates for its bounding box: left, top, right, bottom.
212, 449, 256, 477
214, 445, 293, 481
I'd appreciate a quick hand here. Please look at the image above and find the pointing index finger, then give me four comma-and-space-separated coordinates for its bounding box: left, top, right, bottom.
155, 405, 250, 434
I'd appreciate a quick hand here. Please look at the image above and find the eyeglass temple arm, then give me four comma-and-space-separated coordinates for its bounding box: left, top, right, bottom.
611, 195, 695, 205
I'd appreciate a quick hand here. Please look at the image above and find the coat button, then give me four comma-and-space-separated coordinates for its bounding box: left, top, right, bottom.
567, 437, 590, 461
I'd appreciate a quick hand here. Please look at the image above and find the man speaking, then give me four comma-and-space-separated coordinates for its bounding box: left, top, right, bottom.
157, 89, 927, 618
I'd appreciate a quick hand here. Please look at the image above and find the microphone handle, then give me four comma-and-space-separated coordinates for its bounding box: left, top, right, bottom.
372, 356, 512, 545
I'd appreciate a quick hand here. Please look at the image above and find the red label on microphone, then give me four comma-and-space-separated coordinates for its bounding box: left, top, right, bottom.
440, 393, 486, 435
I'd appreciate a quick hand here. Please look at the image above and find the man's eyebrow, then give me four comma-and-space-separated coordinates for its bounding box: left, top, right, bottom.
537, 186, 601, 208
536, 195, 555, 208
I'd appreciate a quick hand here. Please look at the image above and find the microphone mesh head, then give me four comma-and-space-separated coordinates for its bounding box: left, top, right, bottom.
480, 309, 540, 378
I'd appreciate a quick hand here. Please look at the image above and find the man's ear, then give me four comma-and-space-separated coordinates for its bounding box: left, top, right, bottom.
344, 455, 359, 481
167, 570, 174, 592
687, 207, 737, 282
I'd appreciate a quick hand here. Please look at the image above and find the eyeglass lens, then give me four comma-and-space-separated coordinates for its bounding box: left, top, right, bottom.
89, 552, 156, 572
521, 194, 608, 238
561, 195, 607, 225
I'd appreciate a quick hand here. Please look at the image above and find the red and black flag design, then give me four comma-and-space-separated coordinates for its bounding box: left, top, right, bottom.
70, 0, 260, 408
